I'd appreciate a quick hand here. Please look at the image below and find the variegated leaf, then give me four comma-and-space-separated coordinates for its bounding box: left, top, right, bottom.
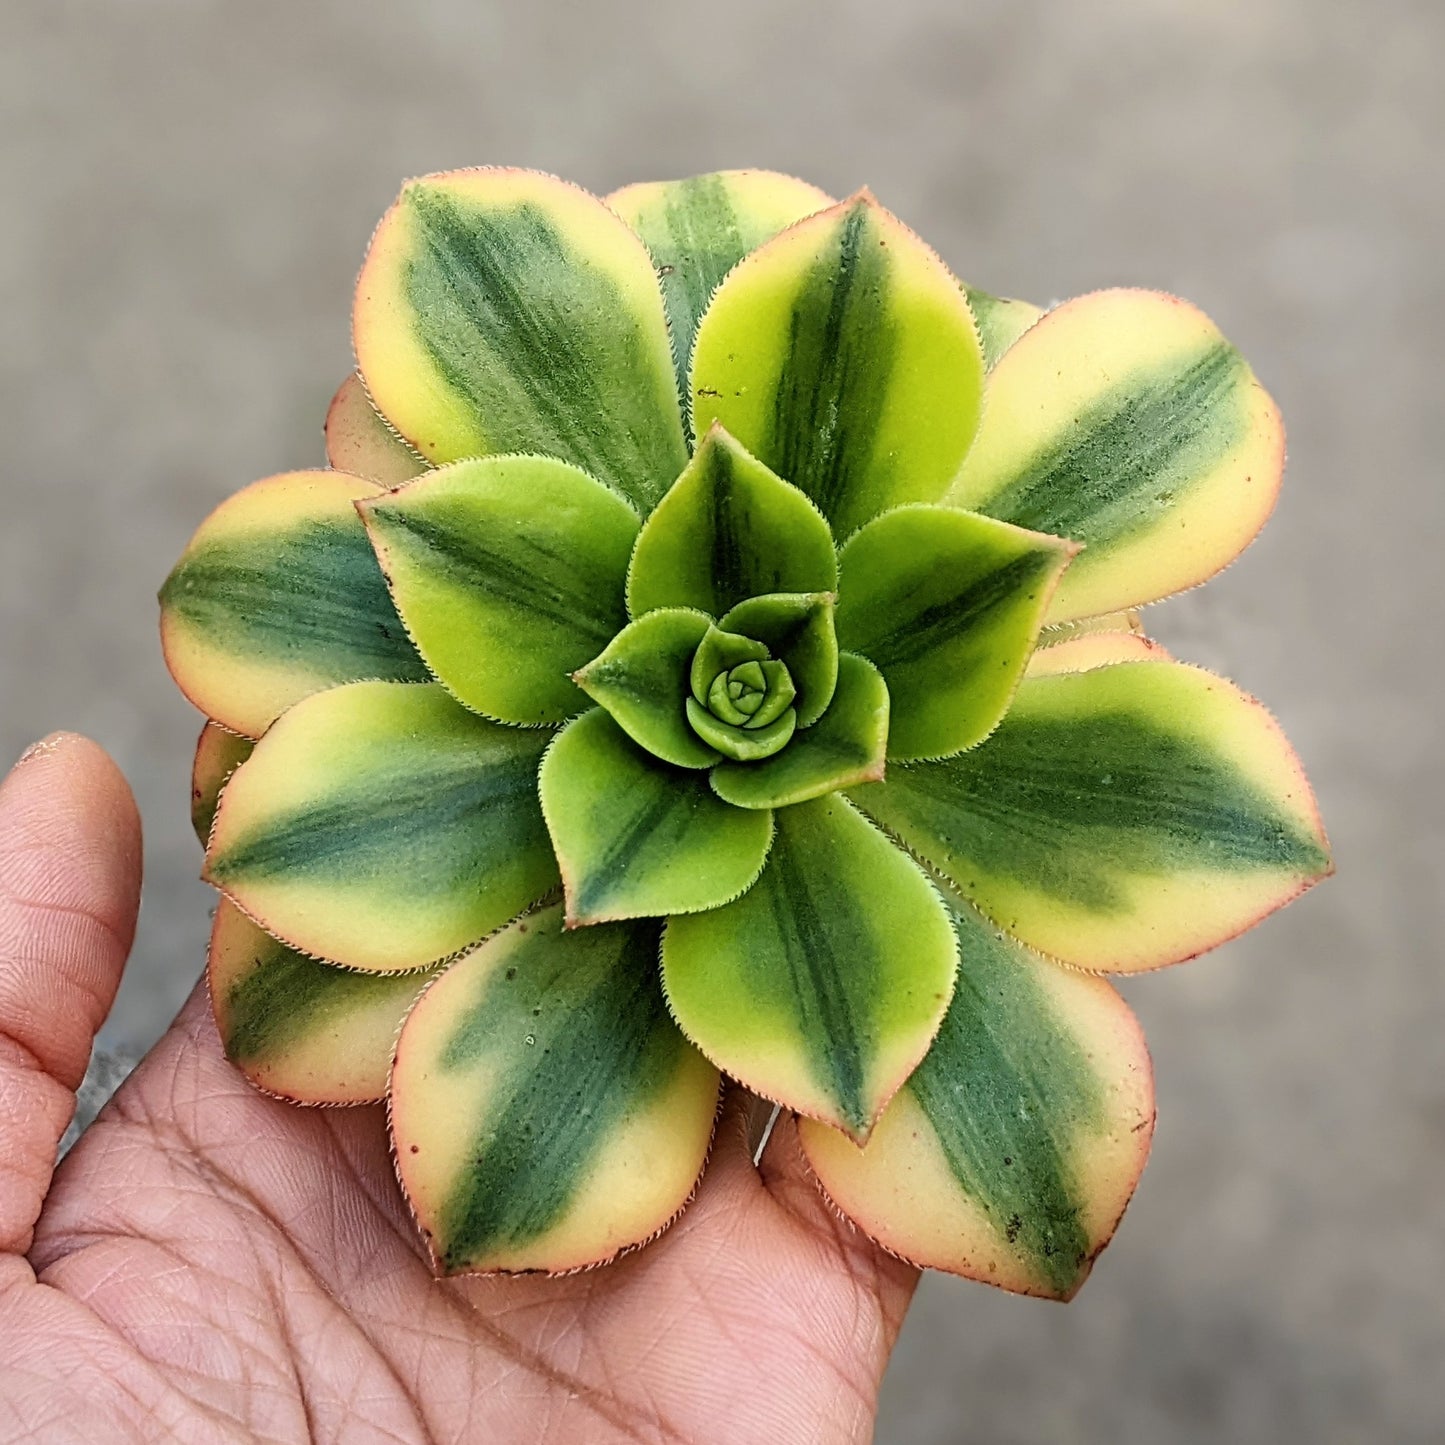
539, 708, 774, 926
160, 471, 427, 738
392, 906, 719, 1274
323, 373, 427, 485
191, 721, 255, 845
801, 890, 1154, 1301
836, 504, 1076, 760
691, 192, 985, 538
948, 289, 1285, 621
607, 170, 832, 430
851, 660, 1331, 971
361, 455, 638, 725
626, 424, 837, 620
208, 900, 436, 1105
964, 287, 1044, 369
355, 168, 688, 511
662, 794, 956, 1141
206, 682, 556, 972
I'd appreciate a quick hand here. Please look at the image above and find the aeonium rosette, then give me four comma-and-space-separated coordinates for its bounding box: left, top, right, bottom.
161, 168, 1330, 1298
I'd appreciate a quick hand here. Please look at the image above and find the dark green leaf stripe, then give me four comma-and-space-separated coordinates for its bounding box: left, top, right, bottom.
391, 905, 719, 1272
974, 342, 1247, 545
948, 290, 1284, 621
211, 742, 543, 888
608, 170, 831, 433
846, 550, 1055, 670
662, 794, 956, 1138
540, 708, 774, 925
357, 171, 687, 512
403, 186, 685, 508
434, 918, 684, 1265
378, 503, 621, 645
207, 682, 558, 971
857, 699, 1319, 912
163, 522, 421, 672
905, 895, 1100, 1295
223, 939, 402, 1064
770, 202, 889, 524
626, 425, 837, 620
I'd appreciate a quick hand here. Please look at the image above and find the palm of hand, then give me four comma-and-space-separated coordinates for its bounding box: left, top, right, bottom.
0, 738, 915, 1444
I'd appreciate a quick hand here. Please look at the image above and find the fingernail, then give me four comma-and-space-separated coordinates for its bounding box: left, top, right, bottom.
14, 732, 77, 769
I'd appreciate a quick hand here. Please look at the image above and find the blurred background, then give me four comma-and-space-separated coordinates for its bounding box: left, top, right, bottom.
2, 1, 1439, 1439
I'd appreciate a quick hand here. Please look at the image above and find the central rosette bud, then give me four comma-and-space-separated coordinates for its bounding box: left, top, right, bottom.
686, 626, 798, 761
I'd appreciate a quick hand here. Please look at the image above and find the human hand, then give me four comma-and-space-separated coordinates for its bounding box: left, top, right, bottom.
0, 735, 917, 1444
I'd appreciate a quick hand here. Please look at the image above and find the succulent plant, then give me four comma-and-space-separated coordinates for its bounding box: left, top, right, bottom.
161, 168, 1331, 1299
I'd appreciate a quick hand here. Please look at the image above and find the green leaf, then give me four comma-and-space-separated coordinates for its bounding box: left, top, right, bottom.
691, 191, 984, 538
711, 652, 888, 809
685, 697, 797, 761
191, 722, 255, 845
800, 889, 1154, 1301
209, 899, 438, 1105
573, 609, 720, 769
835, 505, 1076, 760
539, 708, 774, 926
625, 424, 837, 619
206, 681, 557, 971
947, 288, 1286, 621
361, 455, 638, 725
354, 168, 688, 511
689, 624, 769, 705
850, 660, 1331, 972
662, 794, 956, 1141
964, 287, 1044, 369
323, 373, 428, 486
392, 905, 719, 1274
607, 170, 833, 433
160, 470, 428, 738
718, 592, 838, 728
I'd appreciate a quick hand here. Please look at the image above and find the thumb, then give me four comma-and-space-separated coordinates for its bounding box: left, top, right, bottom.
0, 734, 141, 1255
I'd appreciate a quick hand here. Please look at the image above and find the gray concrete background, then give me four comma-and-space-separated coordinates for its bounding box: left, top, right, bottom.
1, 1, 1439, 1440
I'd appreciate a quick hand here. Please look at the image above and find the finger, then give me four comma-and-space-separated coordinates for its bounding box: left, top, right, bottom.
0, 734, 141, 1254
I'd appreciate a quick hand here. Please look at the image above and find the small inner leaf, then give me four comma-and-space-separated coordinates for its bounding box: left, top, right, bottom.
711, 652, 889, 810
690, 626, 769, 706
836, 504, 1076, 761
719, 593, 839, 728
573, 608, 719, 769
361, 455, 639, 726
686, 697, 797, 762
